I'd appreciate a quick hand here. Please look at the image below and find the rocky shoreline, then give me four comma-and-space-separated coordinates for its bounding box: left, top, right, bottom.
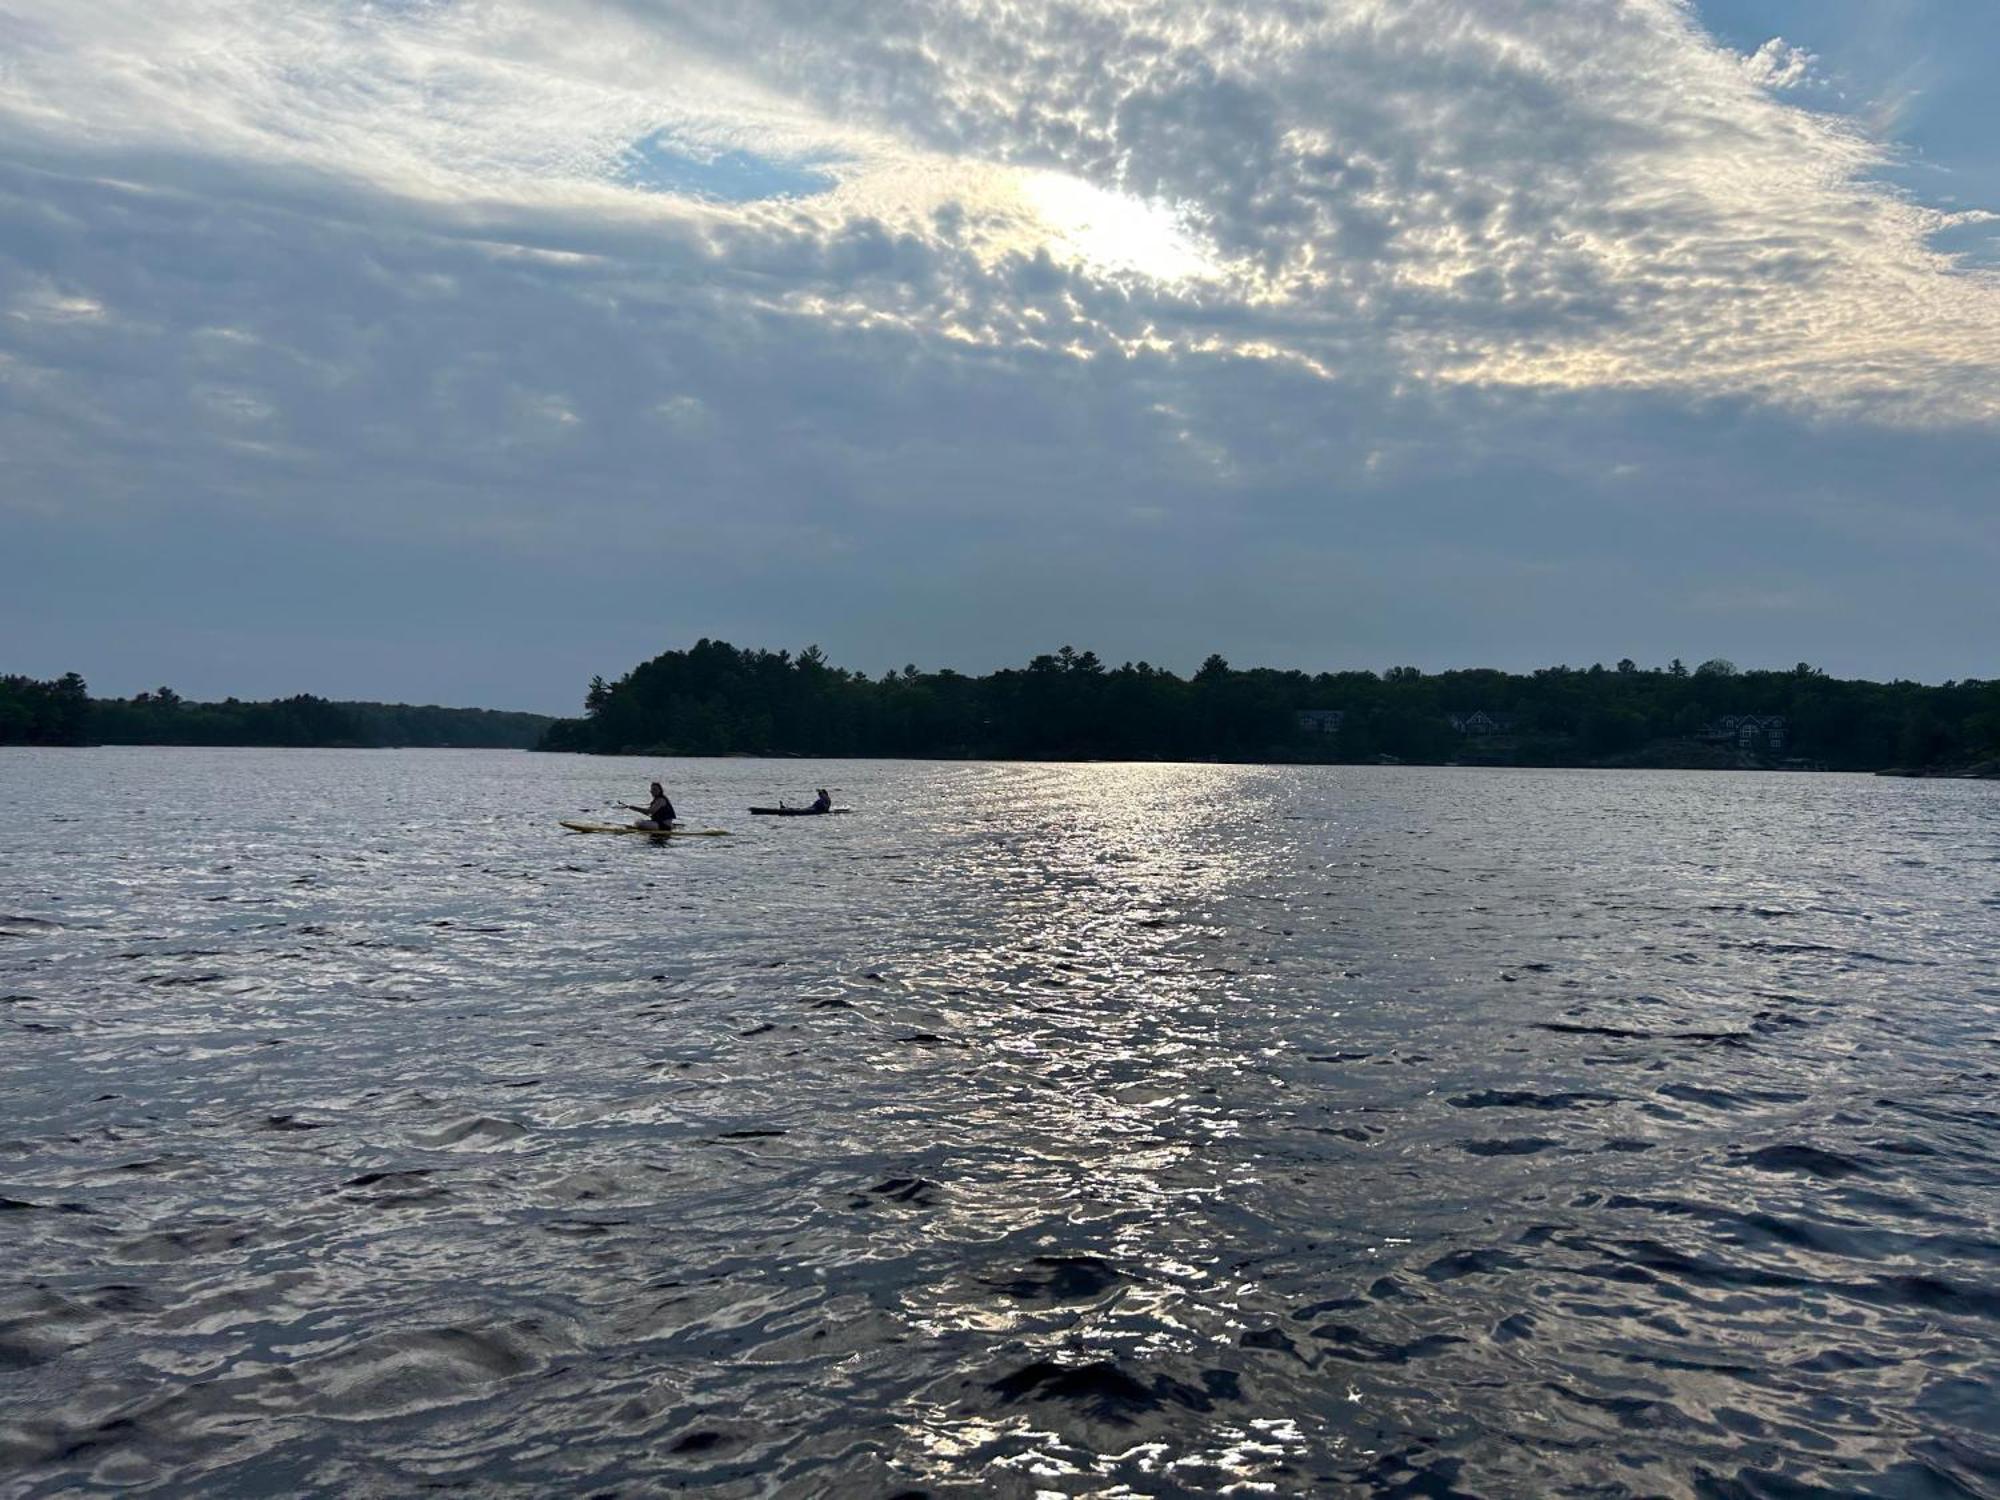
1877, 760, 2000, 779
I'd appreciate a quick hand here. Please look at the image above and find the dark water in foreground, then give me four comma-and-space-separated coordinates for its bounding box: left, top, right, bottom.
2, 749, 1997, 1498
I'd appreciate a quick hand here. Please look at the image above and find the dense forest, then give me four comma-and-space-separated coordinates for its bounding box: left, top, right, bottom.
539, 640, 2000, 773
10, 651, 1995, 770
0, 676, 551, 749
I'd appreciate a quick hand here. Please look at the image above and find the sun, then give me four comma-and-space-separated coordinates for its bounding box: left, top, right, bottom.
1019, 169, 1217, 283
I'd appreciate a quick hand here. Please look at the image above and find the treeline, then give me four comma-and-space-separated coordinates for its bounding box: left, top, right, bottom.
0, 673, 90, 746
0, 676, 551, 749
540, 640, 2000, 772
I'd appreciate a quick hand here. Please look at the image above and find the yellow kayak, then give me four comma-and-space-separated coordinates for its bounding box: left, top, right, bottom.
559, 821, 731, 837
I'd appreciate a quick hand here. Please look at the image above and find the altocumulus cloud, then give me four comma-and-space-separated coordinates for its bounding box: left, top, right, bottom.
0, 0, 1996, 704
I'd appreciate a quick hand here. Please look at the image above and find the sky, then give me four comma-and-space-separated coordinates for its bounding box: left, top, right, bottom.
1, 0, 1996, 715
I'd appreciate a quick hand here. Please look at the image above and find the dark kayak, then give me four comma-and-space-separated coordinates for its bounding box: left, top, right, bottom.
560, 821, 730, 837
748, 806, 847, 816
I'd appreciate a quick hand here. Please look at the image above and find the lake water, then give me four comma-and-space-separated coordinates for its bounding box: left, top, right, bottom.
2, 749, 1997, 1498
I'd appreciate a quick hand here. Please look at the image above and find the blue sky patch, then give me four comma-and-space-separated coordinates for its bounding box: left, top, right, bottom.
619, 133, 838, 202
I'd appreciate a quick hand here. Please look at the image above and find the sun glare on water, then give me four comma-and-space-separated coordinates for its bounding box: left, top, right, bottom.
1019, 170, 1216, 283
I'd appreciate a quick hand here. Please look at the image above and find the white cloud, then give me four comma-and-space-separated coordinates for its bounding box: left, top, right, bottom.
1741, 36, 1815, 91
1, 0, 1994, 427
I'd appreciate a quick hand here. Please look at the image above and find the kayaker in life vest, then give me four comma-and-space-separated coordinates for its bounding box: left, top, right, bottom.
811, 788, 832, 813
622, 782, 677, 830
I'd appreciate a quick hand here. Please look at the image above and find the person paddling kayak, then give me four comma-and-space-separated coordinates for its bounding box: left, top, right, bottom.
621, 782, 677, 830
774, 789, 832, 812
749, 790, 840, 815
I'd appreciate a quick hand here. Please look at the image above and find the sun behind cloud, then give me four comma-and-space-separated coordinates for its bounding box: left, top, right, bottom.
1015, 169, 1219, 283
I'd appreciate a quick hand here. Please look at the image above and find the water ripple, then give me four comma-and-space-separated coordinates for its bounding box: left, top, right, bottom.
1, 749, 1996, 1495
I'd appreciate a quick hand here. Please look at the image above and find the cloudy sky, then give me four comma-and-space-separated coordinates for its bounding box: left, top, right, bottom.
2, 0, 1996, 713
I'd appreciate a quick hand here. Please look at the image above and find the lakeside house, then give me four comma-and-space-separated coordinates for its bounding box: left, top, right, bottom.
1447, 710, 1517, 736
1295, 709, 1346, 735
1704, 714, 1787, 752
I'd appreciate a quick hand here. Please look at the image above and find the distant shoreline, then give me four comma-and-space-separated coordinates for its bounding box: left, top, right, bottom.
535, 748, 2000, 778
10, 743, 1996, 778
11, 647, 1998, 775
538, 639, 2000, 777
0, 675, 551, 751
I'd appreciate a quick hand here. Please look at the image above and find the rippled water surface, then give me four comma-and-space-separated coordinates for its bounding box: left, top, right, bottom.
3, 749, 1998, 1497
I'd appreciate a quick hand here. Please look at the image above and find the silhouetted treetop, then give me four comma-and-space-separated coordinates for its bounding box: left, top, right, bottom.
0, 676, 551, 748
538, 640, 1998, 773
